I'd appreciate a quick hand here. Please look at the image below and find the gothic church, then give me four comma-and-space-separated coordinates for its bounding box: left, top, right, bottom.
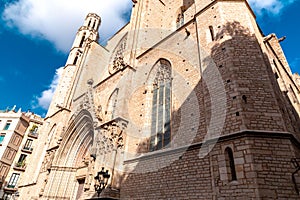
16, 0, 300, 199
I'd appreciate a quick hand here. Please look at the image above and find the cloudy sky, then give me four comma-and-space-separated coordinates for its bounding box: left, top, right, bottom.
0, 0, 299, 116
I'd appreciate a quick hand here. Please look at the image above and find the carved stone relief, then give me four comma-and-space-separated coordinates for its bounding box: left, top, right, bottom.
84, 155, 96, 190
41, 149, 57, 172
109, 34, 129, 74
96, 118, 128, 155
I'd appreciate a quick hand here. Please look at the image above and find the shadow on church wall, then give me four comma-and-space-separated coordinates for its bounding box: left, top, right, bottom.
117, 21, 300, 199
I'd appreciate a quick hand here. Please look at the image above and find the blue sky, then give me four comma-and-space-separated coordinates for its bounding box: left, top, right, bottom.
0, 0, 299, 116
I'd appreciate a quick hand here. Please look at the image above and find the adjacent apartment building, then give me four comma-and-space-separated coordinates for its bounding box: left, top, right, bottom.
0, 108, 43, 199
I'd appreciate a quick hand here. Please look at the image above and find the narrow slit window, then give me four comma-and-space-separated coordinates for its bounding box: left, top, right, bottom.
225, 147, 237, 181
79, 33, 86, 48
209, 26, 215, 41
73, 55, 79, 65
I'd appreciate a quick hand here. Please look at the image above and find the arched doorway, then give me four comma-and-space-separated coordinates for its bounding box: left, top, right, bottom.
42, 109, 95, 199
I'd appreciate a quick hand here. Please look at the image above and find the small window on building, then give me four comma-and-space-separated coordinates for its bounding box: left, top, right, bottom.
73, 55, 79, 65
17, 154, 27, 167
17, 154, 27, 164
209, 26, 215, 41
24, 139, 33, 151
7, 173, 20, 188
0, 135, 5, 144
3, 121, 11, 130
225, 147, 237, 181
30, 125, 38, 134
92, 21, 96, 29
79, 33, 86, 48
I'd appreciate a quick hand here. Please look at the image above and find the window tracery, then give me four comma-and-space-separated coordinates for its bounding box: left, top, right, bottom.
150, 59, 172, 151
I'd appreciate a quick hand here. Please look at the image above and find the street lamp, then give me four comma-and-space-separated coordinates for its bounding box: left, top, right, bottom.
94, 167, 110, 197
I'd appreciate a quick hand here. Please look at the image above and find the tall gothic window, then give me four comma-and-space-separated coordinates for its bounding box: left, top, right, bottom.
150, 59, 172, 151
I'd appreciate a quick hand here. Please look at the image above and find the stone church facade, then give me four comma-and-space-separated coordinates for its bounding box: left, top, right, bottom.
16, 0, 300, 199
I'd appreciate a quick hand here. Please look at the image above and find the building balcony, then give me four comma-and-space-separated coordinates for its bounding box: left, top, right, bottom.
4, 185, 17, 192
21, 146, 33, 153
28, 131, 38, 139
13, 162, 26, 171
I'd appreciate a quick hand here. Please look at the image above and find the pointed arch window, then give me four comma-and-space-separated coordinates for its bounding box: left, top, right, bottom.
107, 89, 119, 120
225, 147, 237, 181
150, 59, 172, 151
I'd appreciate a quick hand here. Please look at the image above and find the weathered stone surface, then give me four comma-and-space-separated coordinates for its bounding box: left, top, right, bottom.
16, 0, 300, 200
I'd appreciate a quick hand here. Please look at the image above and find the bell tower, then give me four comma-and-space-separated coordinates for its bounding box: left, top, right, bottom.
66, 13, 101, 65
46, 13, 101, 116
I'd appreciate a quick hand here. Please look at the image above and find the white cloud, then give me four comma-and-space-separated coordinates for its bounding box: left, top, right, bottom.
32, 67, 63, 110
2, 0, 132, 111
248, 0, 296, 15
5, 0, 296, 112
2, 0, 132, 52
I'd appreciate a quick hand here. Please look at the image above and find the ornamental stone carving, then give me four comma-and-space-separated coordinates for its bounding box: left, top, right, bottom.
96, 117, 128, 154
109, 34, 129, 74
41, 148, 57, 172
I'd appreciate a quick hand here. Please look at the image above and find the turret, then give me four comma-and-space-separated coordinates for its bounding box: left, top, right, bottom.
66, 13, 101, 66
46, 13, 101, 116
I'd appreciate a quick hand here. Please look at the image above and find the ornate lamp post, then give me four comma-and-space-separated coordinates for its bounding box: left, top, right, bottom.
94, 167, 111, 197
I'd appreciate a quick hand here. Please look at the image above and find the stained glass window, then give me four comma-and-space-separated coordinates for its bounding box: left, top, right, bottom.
150, 59, 172, 151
